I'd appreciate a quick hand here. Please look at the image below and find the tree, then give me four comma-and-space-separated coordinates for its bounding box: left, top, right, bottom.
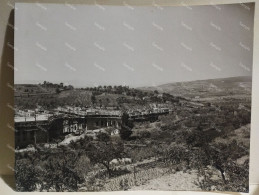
99, 99, 102, 108
119, 112, 134, 140
56, 88, 61, 94
105, 98, 110, 108
166, 143, 190, 165
91, 95, 96, 106
189, 138, 249, 192
42, 152, 81, 191
186, 130, 208, 148
67, 85, 74, 90
87, 141, 124, 177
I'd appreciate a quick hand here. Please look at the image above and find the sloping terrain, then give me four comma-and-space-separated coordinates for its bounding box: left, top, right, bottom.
140, 76, 252, 98
130, 170, 201, 191
14, 85, 133, 109
15, 84, 57, 96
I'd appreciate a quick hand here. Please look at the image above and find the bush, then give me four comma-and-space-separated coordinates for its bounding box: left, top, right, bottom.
96, 132, 110, 143
74, 154, 92, 179
128, 147, 155, 162
138, 130, 151, 139
15, 159, 39, 191
42, 152, 82, 191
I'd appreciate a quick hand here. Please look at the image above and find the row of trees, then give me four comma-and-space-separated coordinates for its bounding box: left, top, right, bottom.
90, 95, 111, 108
85, 85, 155, 99
40, 81, 74, 90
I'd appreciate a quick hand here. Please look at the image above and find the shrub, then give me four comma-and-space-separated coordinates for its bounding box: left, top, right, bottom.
138, 130, 151, 139
15, 159, 39, 191
96, 132, 110, 143
74, 154, 92, 179
42, 152, 82, 191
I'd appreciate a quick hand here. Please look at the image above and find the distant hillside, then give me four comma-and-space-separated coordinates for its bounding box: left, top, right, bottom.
15, 82, 74, 97
15, 84, 56, 96
15, 76, 252, 109
140, 76, 252, 99
15, 84, 136, 109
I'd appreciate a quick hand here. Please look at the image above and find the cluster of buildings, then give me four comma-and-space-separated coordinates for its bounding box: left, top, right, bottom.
14, 104, 171, 148
14, 107, 123, 148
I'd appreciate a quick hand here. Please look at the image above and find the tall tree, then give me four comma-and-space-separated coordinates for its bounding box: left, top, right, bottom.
91, 95, 96, 107
99, 99, 102, 108
119, 112, 134, 140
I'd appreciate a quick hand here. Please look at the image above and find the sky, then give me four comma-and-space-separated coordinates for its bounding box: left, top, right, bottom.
15, 3, 254, 87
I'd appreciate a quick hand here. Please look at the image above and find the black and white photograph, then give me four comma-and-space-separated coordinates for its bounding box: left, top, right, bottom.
14, 2, 254, 192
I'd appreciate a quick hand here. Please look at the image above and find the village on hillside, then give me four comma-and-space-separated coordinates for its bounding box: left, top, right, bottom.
15, 78, 251, 192
13, 2, 254, 192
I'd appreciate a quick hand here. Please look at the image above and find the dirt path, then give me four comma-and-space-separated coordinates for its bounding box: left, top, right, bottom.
130, 170, 201, 191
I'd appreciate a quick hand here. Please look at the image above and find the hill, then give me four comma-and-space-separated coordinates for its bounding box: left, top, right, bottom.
15, 84, 136, 110
140, 76, 252, 99
15, 76, 252, 109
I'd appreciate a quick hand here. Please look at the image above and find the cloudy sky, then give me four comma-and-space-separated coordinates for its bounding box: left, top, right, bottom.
15, 3, 254, 87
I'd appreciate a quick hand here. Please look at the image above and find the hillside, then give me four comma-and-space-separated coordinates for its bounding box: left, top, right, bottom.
15, 84, 57, 96
15, 85, 136, 110
140, 76, 252, 99
15, 76, 252, 109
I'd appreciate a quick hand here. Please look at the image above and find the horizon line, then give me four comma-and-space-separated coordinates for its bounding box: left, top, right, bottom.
14, 75, 252, 88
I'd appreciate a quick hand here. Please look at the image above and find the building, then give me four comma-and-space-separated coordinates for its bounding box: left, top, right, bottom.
15, 114, 121, 148
15, 108, 168, 148
15, 120, 49, 148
